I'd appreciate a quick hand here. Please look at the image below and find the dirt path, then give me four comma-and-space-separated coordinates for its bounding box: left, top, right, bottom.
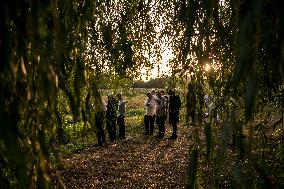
50, 124, 193, 188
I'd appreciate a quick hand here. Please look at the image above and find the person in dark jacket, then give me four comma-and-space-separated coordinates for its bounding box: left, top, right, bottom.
116, 93, 126, 139
105, 93, 118, 142
95, 98, 107, 147
168, 89, 181, 139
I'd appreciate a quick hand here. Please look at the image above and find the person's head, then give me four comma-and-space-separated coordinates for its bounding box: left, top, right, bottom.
108, 93, 113, 99
156, 91, 162, 98
116, 93, 122, 100
168, 89, 175, 95
146, 92, 152, 99
151, 90, 156, 95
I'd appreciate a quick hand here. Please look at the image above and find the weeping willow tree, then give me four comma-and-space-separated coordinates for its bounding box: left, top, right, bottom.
0, 0, 167, 188
0, 0, 283, 188
167, 0, 284, 188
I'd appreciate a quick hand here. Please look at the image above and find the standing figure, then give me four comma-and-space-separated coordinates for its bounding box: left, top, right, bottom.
168, 89, 181, 139
94, 98, 107, 147
161, 90, 169, 120
144, 92, 156, 136
105, 93, 118, 142
116, 93, 126, 139
155, 91, 167, 138
151, 90, 157, 127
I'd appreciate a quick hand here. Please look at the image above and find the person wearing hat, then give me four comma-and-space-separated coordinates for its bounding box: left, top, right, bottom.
168, 89, 181, 139
105, 93, 118, 142
116, 93, 126, 139
144, 92, 156, 135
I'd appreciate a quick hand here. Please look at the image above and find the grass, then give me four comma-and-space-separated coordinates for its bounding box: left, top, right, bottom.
55, 89, 148, 156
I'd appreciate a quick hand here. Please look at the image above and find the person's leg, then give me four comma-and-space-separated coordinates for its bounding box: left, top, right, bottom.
99, 112, 105, 144
118, 116, 125, 139
144, 115, 149, 135
101, 112, 106, 143
96, 113, 104, 146
156, 116, 161, 136
171, 122, 177, 139
189, 110, 195, 125
97, 125, 105, 146
106, 119, 112, 142
117, 116, 121, 138
101, 128, 105, 143
153, 114, 156, 131
161, 116, 166, 137
121, 116, 125, 138
112, 119, 116, 141
171, 113, 178, 139
107, 120, 115, 142
149, 116, 154, 135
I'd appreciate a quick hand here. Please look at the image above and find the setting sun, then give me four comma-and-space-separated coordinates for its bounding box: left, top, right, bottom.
204, 63, 211, 72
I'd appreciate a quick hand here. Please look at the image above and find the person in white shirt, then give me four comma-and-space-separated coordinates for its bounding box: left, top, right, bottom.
144, 92, 156, 135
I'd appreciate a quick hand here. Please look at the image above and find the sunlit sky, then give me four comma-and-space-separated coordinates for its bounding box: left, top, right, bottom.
140, 47, 172, 81
138, 0, 226, 82
140, 48, 221, 81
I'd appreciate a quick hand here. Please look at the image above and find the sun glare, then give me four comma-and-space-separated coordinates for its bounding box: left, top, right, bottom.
205, 63, 211, 72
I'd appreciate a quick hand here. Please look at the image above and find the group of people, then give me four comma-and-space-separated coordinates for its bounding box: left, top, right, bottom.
93, 88, 182, 147
144, 89, 181, 139
94, 93, 126, 147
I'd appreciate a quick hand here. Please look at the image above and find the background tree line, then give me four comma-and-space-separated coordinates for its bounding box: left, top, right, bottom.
132, 76, 170, 89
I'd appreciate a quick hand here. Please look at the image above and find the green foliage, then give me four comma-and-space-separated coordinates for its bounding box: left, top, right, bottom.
127, 108, 144, 117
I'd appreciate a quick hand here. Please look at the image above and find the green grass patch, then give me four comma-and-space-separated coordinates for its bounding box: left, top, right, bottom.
126, 108, 144, 117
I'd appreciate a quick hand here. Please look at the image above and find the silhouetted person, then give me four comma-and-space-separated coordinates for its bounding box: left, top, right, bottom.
161, 90, 168, 120
144, 92, 156, 135
106, 93, 117, 142
117, 93, 126, 139
168, 89, 181, 139
95, 98, 107, 147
